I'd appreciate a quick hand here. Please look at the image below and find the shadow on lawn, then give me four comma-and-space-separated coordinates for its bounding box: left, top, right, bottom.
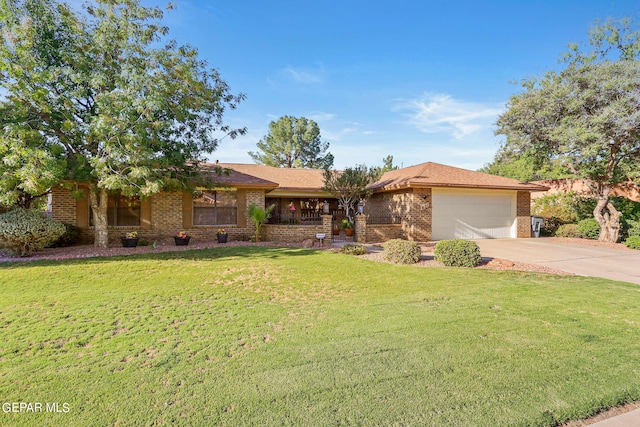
0, 245, 322, 269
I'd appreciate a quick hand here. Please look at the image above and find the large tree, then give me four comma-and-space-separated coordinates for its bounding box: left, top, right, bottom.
496, 18, 640, 242
249, 115, 333, 168
479, 144, 568, 183
0, 0, 245, 247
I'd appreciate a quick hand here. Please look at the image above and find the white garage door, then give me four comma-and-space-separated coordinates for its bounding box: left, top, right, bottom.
432, 189, 517, 240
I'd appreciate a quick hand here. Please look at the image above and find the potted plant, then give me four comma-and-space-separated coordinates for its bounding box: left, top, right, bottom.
121, 231, 139, 247
216, 228, 228, 243
174, 231, 190, 246
342, 218, 354, 237
332, 224, 341, 236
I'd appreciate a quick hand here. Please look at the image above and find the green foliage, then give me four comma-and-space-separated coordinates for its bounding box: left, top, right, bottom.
555, 224, 579, 238
248, 203, 276, 242
0, 208, 65, 256
48, 223, 82, 248
372, 155, 399, 178
624, 236, 640, 250
434, 239, 482, 267
480, 146, 568, 182
532, 193, 577, 235
572, 196, 640, 222
341, 218, 354, 229
323, 165, 378, 221
577, 218, 601, 240
340, 244, 367, 256
383, 239, 422, 264
626, 220, 640, 238
612, 197, 640, 221
248, 116, 333, 168
0, 0, 245, 247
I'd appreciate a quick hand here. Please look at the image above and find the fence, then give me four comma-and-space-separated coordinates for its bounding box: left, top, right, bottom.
269, 210, 323, 225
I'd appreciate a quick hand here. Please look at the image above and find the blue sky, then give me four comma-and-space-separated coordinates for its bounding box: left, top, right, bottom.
127, 1, 640, 170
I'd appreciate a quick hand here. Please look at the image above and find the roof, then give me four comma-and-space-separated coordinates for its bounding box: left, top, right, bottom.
199, 163, 278, 189
369, 162, 549, 192
216, 163, 330, 195
200, 161, 547, 194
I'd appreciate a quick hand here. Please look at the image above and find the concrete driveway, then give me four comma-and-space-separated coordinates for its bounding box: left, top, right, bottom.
474, 238, 640, 284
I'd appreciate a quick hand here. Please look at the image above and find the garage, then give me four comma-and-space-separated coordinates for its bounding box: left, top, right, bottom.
431, 188, 517, 240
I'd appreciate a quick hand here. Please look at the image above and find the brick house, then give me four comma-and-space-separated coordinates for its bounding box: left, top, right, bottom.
50, 161, 547, 244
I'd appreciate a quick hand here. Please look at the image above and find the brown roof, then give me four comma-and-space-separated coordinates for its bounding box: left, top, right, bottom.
201, 161, 547, 193
216, 163, 328, 193
200, 163, 278, 189
369, 162, 549, 192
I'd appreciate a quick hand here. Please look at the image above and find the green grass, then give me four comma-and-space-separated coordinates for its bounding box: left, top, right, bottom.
1, 246, 639, 426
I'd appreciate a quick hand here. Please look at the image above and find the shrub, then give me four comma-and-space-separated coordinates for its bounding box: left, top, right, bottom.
383, 239, 421, 264
0, 209, 66, 256
624, 236, 640, 250
577, 218, 600, 240
48, 223, 82, 247
554, 224, 579, 238
532, 194, 577, 235
434, 239, 482, 267
341, 244, 367, 256
626, 220, 640, 238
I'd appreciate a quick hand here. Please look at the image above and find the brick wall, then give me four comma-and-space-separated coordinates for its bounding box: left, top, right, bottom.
50, 186, 266, 244
363, 188, 431, 242
151, 192, 183, 237
264, 224, 325, 242
365, 190, 411, 217
365, 224, 404, 242
516, 191, 532, 238
50, 185, 76, 224
408, 188, 432, 241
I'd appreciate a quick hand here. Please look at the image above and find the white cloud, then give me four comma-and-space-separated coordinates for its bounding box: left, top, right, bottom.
394, 93, 503, 139
308, 112, 336, 122
279, 65, 325, 84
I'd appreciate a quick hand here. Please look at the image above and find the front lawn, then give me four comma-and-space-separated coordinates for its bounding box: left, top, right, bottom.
1, 246, 639, 426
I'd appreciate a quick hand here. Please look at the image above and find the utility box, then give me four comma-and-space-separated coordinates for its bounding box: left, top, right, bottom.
531, 216, 544, 238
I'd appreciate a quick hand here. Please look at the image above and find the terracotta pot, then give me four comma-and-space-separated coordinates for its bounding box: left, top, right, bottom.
345, 228, 354, 237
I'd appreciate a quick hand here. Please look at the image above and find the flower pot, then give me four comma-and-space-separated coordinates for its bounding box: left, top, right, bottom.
121, 237, 139, 248
332, 228, 340, 236
345, 228, 354, 237
217, 234, 228, 243
174, 236, 190, 246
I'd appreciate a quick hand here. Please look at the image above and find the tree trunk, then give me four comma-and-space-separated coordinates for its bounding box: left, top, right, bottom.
593, 189, 622, 243
89, 188, 109, 248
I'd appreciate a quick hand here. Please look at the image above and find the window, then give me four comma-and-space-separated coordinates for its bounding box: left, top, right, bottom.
193, 190, 237, 226
89, 194, 140, 227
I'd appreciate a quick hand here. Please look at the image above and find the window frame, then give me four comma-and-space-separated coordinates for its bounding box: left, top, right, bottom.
192, 189, 238, 226
88, 193, 141, 227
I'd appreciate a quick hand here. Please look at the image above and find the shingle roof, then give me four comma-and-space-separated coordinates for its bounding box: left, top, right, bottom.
202, 161, 548, 193
369, 162, 549, 192
216, 163, 327, 192
200, 163, 278, 189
